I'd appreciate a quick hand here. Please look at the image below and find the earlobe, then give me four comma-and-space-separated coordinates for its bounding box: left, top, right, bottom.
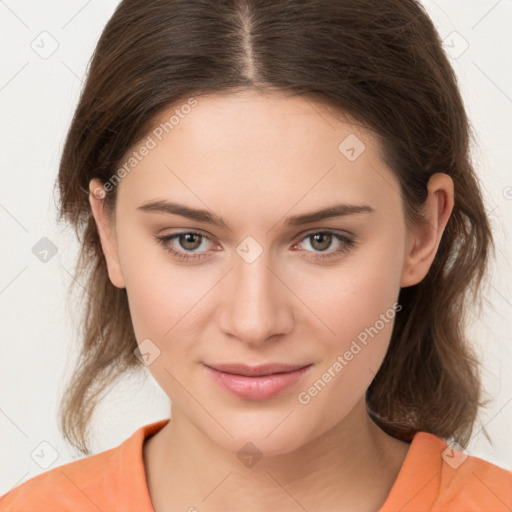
400, 173, 454, 288
88, 178, 126, 289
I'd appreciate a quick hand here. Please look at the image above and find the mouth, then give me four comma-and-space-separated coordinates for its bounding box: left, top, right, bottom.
204, 362, 313, 400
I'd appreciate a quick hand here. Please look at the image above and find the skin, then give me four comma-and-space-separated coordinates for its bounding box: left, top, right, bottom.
89, 90, 454, 512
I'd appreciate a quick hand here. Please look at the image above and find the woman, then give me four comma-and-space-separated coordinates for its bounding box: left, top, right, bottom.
1, 0, 510, 510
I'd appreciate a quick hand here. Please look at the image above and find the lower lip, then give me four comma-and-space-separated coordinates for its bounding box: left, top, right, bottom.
205, 365, 312, 400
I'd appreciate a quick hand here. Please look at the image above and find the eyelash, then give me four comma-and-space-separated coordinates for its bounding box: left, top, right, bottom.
154, 230, 356, 262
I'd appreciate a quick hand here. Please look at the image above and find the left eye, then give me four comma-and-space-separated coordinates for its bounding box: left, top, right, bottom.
154, 230, 355, 262
292, 231, 355, 260
297, 232, 342, 252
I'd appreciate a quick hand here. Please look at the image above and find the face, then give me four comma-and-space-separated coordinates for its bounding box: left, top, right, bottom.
90, 90, 451, 456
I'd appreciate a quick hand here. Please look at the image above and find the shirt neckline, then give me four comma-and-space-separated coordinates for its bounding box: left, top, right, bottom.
377, 431, 446, 511
131, 420, 443, 511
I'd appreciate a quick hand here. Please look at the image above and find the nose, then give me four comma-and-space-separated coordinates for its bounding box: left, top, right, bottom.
217, 250, 294, 346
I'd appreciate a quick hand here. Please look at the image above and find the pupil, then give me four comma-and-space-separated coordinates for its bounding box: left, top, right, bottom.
313, 233, 331, 251
182, 233, 200, 249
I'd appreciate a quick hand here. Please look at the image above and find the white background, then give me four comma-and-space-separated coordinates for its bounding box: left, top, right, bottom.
1, 0, 511, 494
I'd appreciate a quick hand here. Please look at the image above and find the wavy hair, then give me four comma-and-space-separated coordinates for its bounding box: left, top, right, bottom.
56, 0, 494, 454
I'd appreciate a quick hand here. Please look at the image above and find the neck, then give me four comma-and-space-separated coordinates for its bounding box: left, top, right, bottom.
144, 397, 410, 512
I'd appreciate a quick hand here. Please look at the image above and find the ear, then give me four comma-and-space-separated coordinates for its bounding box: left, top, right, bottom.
88, 178, 126, 289
400, 173, 454, 288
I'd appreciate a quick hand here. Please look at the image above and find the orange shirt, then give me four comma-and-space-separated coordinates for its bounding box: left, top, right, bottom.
1, 418, 511, 511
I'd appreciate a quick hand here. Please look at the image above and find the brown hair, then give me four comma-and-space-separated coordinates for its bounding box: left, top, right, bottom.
57, 0, 494, 454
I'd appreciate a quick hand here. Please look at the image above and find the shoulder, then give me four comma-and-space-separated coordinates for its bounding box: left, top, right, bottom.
1, 447, 118, 511
0, 419, 169, 512
381, 431, 512, 512
435, 443, 512, 511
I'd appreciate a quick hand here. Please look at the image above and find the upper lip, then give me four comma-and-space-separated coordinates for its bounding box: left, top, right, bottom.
205, 362, 311, 377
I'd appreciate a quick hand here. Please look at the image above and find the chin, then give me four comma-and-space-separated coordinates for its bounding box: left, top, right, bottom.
192, 409, 317, 458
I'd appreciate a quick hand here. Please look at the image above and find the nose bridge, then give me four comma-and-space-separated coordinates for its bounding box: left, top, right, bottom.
218, 247, 292, 344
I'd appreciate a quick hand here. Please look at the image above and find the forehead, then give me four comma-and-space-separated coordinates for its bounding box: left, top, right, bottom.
115, 91, 400, 222
145, 90, 372, 154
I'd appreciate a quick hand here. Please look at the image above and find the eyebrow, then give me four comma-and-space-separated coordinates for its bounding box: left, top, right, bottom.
137, 200, 374, 227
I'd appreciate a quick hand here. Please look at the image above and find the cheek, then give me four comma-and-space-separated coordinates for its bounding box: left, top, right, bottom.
124, 263, 206, 346
294, 271, 401, 428
296, 235, 404, 396
116, 229, 202, 345
298, 233, 403, 347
